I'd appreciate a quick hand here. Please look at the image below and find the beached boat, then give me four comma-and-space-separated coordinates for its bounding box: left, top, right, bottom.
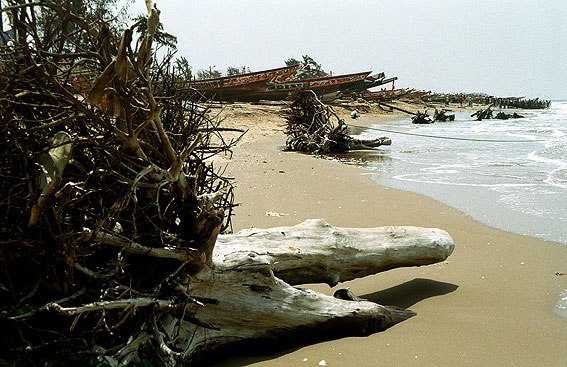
262, 70, 372, 101
359, 88, 410, 101
68, 69, 99, 93
179, 64, 301, 101
406, 90, 431, 99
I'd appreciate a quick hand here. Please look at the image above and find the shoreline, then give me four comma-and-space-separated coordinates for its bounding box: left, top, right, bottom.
346, 110, 567, 246
212, 103, 567, 366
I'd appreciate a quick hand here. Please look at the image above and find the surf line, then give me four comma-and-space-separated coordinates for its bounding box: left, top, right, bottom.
346, 123, 545, 143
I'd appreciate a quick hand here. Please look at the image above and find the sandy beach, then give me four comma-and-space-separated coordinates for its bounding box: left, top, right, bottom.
207, 101, 567, 366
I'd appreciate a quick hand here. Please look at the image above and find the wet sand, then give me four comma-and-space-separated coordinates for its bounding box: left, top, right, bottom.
210, 102, 567, 366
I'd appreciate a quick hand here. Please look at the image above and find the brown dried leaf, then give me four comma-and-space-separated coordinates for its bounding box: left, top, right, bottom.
115, 27, 133, 87
87, 60, 116, 106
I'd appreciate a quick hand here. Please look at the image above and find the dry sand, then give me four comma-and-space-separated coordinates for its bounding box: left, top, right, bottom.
207, 100, 567, 366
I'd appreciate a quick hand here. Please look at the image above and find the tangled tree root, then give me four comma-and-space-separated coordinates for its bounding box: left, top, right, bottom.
284, 90, 390, 153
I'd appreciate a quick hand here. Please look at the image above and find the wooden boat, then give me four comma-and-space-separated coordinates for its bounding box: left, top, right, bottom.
68, 69, 99, 93
359, 88, 410, 101
180, 64, 301, 101
405, 90, 431, 99
262, 70, 372, 101
343, 72, 385, 93
344, 73, 400, 93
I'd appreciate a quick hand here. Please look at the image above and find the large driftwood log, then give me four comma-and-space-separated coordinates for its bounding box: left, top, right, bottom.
163, 219, 454, 363
214, 219, 454, 286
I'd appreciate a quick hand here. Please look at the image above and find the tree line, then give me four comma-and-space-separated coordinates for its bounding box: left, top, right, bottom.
0, 0, 328, 81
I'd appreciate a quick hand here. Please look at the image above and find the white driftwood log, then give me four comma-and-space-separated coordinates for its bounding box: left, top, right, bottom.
214, 219, 454, 286
155, 219, 454, 363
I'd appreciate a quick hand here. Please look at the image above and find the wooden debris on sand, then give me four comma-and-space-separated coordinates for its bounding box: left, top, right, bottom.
284, 90, 391, 153
179, 219, 455, 364
494, 111, 524, 120
433, 108, 456, 122
0, 1, 238, 364
412, 109, 434, 124
471, 105, 494, 120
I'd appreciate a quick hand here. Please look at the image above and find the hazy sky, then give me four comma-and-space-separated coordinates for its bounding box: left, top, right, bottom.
131, 0, 566, 99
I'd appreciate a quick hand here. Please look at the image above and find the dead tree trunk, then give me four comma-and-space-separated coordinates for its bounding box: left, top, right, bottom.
167, 219, 455, 364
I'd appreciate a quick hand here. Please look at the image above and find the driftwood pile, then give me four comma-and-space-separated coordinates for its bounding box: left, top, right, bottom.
284, 90, 391, 153
0, 1, 241, 365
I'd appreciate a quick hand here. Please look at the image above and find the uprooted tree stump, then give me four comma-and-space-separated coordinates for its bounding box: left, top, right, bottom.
0, 1, 454, 366
412, 109, 434, 124
284, 90, 391, 153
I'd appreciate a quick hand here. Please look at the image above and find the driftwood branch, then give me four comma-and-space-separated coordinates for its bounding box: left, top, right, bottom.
47, 297, 177, 316
81, 228, 203, 263
348, 136, 392, 150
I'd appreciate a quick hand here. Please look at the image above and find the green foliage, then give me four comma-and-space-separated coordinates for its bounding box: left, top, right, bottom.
174, 56, 193, 80
226, 65, 251, 76
27, 0, 132, 56
197, 66, 222, 79
285, 55, 329, 80
133, 13, 178, 50
285, 57, 301, 67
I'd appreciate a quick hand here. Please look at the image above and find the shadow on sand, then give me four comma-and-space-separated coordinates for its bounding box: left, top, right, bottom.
361, 278, 459, 309
196, 278, 458, 367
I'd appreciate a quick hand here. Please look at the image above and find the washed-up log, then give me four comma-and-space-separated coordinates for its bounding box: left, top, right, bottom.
348, 136, 392, 150
214, 219, 454, 286
166, 219, 454, 363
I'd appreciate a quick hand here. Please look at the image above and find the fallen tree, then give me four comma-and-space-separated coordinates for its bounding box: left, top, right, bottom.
165, 219, 455, 364
284, 90, 391, 153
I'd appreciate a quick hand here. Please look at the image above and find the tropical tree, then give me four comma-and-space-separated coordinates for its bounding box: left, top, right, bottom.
132, 13, 177, 50
285, 55, 329, 79
197, 66, 222, 79
174, 56, 193, 80
226, 65, 251, 76
17, 0, 132, 56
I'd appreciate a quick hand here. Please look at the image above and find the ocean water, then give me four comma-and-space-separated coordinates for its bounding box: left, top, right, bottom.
346, 101, 567, 245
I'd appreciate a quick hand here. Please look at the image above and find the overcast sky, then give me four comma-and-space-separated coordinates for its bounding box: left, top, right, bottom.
130, 0, 566, 99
